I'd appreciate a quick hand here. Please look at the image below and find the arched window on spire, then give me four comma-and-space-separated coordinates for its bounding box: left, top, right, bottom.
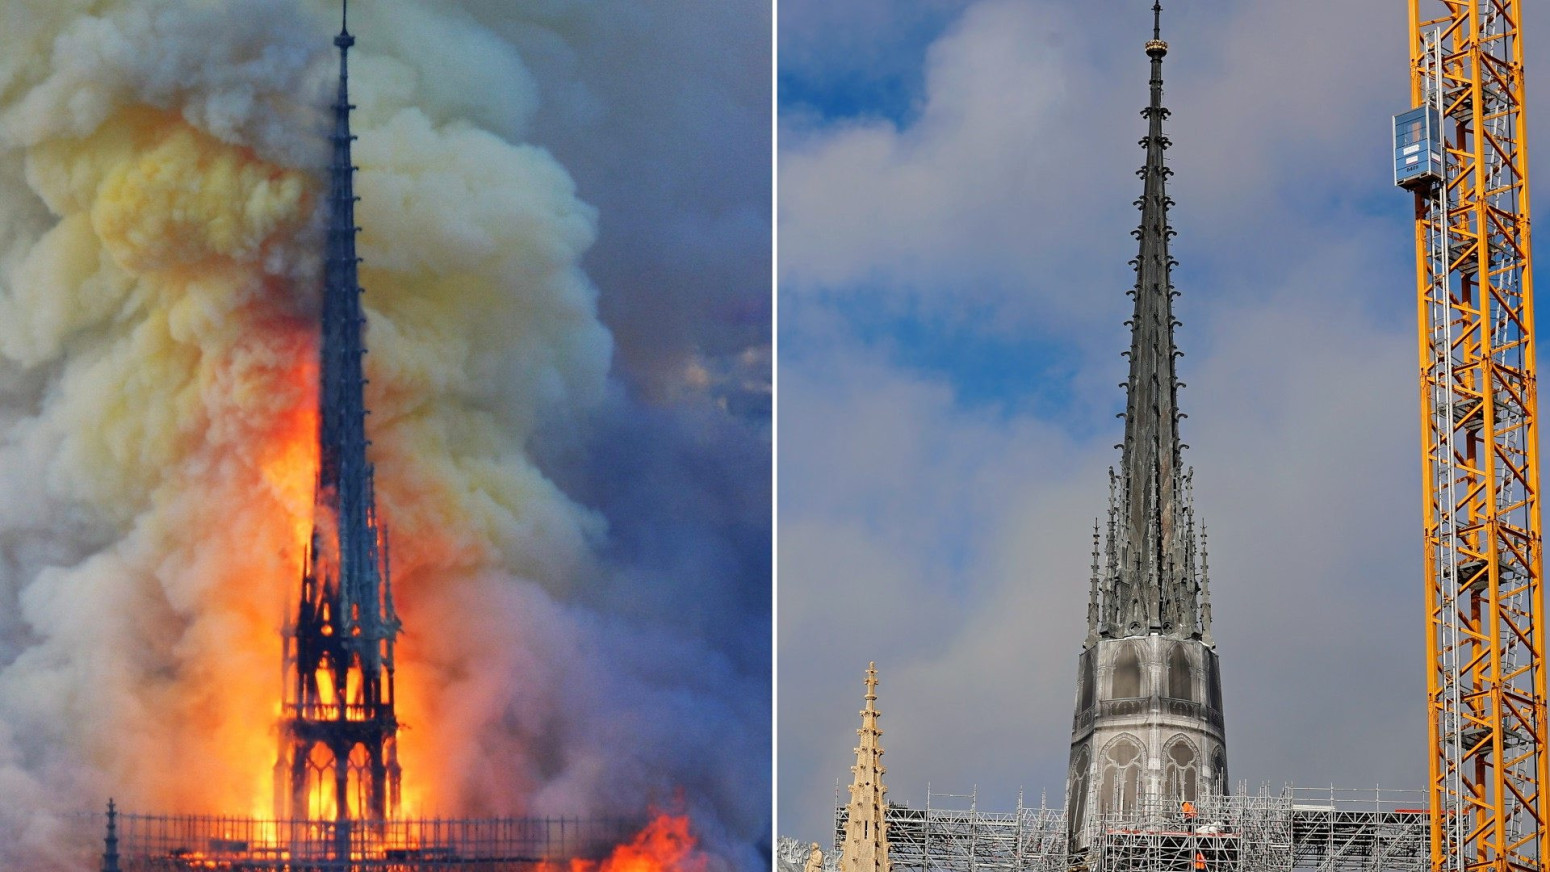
1167, 645, 1193, 701
1207, 658, 1224, 712
1079, 652, 1096, 712
1211, 748, 1229, 796
1111, 644, 1141, 698
1067, 744, 1091, 840
1098, 736, 1145, 815
1163, 736, 1199, 803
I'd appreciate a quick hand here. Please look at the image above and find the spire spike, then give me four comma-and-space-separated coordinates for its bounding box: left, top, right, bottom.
1114, 0, 1187, 638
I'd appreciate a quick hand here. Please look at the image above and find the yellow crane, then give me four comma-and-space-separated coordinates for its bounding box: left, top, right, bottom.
1398, 3, 1550, 870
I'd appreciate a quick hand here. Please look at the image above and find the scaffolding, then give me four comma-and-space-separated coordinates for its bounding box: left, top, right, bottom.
1090, 789, 1290, 872
1285, 787, 1429, 872
91, 812, 641, 871
829, 785, 1429, 872
835, 788, 1067, 872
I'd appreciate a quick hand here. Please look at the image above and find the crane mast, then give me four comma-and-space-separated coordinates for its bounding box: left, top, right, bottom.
1400, 3, 1550, 871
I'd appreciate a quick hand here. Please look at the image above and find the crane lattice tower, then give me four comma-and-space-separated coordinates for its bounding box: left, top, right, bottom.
1398, 2, 1550, 871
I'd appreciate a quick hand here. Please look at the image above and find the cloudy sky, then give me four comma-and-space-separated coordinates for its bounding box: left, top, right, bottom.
777, 0, 1550, 845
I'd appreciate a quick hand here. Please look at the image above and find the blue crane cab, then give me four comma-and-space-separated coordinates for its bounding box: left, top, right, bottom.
1394, 106, 1442, 189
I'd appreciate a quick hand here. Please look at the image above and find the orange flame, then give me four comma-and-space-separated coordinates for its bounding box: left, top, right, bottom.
555, 814, 710, 872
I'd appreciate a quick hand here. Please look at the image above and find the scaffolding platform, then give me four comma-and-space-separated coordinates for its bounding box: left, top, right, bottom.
1285, 788, 1428, 872
836, 788, 1067, 872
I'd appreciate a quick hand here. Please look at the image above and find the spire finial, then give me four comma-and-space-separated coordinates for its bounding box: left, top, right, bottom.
335, 0, 354, 48
1146, 1, 1168, 57
1114, 0, 1187, 638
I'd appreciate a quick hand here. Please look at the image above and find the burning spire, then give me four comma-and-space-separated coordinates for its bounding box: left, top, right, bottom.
276, 0, 403, 825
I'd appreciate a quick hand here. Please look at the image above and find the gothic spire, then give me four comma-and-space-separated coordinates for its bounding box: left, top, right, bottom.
318, 0, 383, 627
1096, 1, 1204, 642
841, 662, 891, 872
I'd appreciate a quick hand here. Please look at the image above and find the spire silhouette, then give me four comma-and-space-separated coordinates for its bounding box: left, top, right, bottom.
101, 800, 120, 872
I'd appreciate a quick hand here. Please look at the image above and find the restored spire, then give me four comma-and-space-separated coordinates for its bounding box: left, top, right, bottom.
277, 3, 401, 828
1063, 10, 1227, 851
841, 663, 891, 872
1093, 0, 1207, 643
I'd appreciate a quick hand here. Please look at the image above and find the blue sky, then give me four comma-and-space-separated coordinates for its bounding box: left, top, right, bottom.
776, 0, 1550, 847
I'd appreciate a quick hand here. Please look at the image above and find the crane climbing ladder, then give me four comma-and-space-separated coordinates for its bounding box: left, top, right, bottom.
1396, 3, 1550, 871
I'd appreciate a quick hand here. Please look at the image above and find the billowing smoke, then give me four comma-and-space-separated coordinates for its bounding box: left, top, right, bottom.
0, 1, 769, 869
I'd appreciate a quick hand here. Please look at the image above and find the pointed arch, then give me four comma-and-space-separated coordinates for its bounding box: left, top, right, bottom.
1163, 735, 1199, 803
1111, 644, 1142, 698
1098, 735, 1145, 815
1166, 645, 1193, 701
1211, 748, 1229, 796
1067, 743, 1092, 840
1079, 652, 1096, 712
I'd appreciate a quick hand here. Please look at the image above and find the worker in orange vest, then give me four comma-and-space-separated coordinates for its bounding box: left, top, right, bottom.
1181, 800, 1197, 819
1193, 851, 1206, 870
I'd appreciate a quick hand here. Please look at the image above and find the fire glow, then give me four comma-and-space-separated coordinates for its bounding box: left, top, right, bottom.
0, 3, 762, 867
550, 814, 711, 872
